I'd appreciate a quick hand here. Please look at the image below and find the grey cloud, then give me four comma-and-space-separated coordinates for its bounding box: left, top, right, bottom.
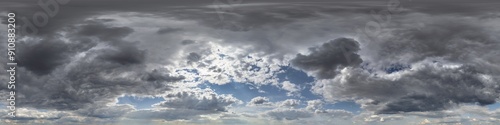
291, 38, 362, 79
142, 69, 185, 82
306, 99, 324, 111
342, 13, 500, 114
247, 96, 271, 106
2, 109, 70, 122
97, 44, 146, 65
318, 109, 354, 119
127, 89, 239, 121
1, 20, 184, 112
279, 99, 300, 108
17, 39, 70, 75
181, 40, 196, 45
315, 62, 500, 114
15, 59, 181, 110
156, 89, 239, 112
157, 27, 182, 34
76, 105, 134, 119
187, 52, 202, 62
125, 109, 214, 121
16, 20, 139, 75
76, 23, 134, 42
2, 0, 500, 123
369, 17, 499, 65
265, 109, 313, 120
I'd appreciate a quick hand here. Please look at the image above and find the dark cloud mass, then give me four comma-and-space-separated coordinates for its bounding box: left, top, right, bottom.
76, 23, 134, 42
315, 62, 500, 114
97, 44, 146, 65
291, 38, 363, 79
17, 39, 69, 75
3, 19, 185, 112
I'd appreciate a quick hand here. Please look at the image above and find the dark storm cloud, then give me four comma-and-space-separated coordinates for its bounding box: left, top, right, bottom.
316, 63, 500, 114
2, 19, 185, 111
377, 66, 497, 114
97, 44, 146, 65
291, 38, 362, 79
301, 6, 499, 114
76, 23, 134, 42
15, 53, 184, 111
16, 20, 139, 75
17, 39, 69, 75
306, 3, 500, 115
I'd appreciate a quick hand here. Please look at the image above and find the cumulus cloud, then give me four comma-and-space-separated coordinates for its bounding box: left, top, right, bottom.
126, 88, 240, 121
247, 96, 272, 106
291, 38, 363, 79
155, 88, 240, 112
281, 81, 301, 96
279, 99, 301, 108
306, 100, 324, 111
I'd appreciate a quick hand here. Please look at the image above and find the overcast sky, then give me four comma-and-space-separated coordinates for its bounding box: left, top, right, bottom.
1, 0, 500, 124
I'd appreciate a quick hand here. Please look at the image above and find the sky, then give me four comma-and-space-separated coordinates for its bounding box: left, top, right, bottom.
0, 0, 500, 124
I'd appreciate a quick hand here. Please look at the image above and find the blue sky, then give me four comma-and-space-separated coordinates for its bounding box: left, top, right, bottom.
118, 66, 362, 113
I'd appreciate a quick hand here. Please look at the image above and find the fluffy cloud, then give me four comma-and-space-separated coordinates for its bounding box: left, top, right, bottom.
279, 99, 301, 108
126, 88, 240, 121
247, 96, 272, 106
306, 100, 324, 111
281, 81, 301, 96
155, 88, 240, 112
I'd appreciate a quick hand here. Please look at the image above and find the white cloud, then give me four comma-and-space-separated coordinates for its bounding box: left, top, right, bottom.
279, 99, 301, 108
281, 81, 301, 97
